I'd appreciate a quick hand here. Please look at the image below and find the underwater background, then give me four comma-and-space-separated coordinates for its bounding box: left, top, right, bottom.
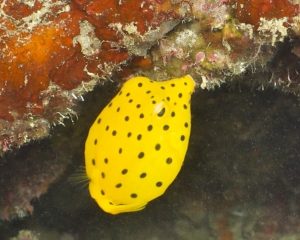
1, 77, 300, 240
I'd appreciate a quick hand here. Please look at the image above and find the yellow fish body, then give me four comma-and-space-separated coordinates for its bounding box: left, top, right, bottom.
85, 75, 195, 214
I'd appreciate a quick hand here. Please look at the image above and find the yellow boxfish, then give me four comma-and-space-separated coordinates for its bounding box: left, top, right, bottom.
85, 75, 195, 214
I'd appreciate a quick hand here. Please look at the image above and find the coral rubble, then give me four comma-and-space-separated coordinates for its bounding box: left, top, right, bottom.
10, 230, 39, 240
0, 141, 69, 220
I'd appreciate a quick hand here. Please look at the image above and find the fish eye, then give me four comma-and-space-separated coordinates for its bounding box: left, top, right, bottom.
157, 107, 165, 117
153, 102, 167, 117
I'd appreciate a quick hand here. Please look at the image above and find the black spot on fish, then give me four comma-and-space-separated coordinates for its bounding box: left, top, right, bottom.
166, 157, 172, 164
138, 152, 144, 159
131, 193, 137, 198
156, 182, 162, 187
140, 173, 147, 178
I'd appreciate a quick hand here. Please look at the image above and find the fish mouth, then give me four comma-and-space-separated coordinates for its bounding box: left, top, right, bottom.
98, 199, 147, 215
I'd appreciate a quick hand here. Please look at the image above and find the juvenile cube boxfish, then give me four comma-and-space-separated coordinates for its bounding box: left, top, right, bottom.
85, 75, 195, 214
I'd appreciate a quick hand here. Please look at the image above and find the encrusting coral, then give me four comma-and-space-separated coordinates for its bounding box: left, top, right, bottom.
0, 0, 300, 153
0, 0, 189, 153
